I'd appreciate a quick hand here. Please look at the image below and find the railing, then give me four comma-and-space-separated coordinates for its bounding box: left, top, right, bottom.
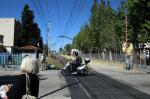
0, 53, 22, 69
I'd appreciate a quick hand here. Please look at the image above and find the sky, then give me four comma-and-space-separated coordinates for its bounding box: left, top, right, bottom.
0, 0, 121, 52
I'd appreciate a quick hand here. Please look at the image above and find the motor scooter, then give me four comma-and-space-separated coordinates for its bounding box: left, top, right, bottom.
61, 58, 90, 76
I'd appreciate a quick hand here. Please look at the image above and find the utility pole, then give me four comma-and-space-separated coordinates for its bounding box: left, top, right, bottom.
47, 21, 51, 55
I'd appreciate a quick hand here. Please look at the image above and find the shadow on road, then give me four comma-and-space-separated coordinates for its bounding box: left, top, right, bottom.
38, 80, 79, 99
61, 70, 150, 99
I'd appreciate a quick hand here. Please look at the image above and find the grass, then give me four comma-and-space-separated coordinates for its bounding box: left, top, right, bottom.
47, 56, 64, 70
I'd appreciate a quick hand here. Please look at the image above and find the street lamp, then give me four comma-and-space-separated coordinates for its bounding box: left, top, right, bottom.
58, 35, 73, 40
57, 35, 76, 48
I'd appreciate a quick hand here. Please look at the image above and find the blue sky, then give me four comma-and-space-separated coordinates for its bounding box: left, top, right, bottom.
0, 0, 120, 52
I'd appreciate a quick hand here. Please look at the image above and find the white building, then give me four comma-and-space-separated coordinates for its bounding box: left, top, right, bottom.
0, 18, 15, 53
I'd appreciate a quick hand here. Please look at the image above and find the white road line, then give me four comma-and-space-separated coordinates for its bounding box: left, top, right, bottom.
75, 77, 92, 99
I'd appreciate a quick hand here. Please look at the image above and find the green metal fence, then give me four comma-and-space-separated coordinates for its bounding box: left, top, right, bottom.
0, 53, 22, 68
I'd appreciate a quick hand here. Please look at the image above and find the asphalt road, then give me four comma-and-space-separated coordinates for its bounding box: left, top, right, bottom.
1, 70, 150, 99
63, 70, 150, 99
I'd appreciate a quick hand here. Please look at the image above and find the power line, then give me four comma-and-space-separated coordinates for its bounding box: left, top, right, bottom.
56, 0, 61, 35
31, 0, 46, 30
45, 0, 51, 19
63, 0, 79, 36
60, 0, 87, 49
66, 0, 83, 35
36, 0, 48, 28
70, 0, 87, 30
59, 0, 79, 49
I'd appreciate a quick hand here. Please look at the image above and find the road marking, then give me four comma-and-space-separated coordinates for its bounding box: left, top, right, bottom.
75, 77, 92, 99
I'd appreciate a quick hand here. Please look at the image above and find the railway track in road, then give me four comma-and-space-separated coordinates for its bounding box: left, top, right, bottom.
75, 70, 150, 99
53, 54, 150, 99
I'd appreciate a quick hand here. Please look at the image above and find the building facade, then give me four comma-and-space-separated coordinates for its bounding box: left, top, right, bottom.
0, 18, 15, 53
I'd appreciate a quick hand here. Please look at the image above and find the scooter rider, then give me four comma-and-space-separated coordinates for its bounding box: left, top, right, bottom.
71, 51, 82, 72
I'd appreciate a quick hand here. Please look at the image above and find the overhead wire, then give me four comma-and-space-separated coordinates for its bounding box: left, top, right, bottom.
31, 0, 47, 29
36, 0, 52, 49
55, 0, 62, 49
66, 0, 83, 35
56, 0, 61, 34
36, 0, 48, 28
63, 0, 79, 36
32, 0, 47, 29
45, 0, 51, 20
70, 0, 87, 31
60, 0, 87, 49
60, 0, 79, 48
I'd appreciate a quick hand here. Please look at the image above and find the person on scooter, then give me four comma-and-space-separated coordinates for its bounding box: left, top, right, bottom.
71, 51, 82, 72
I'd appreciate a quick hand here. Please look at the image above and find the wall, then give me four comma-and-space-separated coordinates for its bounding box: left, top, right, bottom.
0, 18, 15, 53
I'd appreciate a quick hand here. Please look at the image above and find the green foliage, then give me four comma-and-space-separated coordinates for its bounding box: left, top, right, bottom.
74, 24, 91, 53
14, 20, 23, 47
43, 44, 48, 55
72, 0, 126, 53
47, 56, 63, 70
64, 44, 72, 53
128, 0, 150, 43
59, 47, 63, 54
0, 45, 7, 52
65, 0, 149, 53
14, 4, 43, 50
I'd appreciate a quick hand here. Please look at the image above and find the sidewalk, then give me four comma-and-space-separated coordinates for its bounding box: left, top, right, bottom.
38, 70, 71, 99
90, 60, 150, 95
0, 70, 71, 99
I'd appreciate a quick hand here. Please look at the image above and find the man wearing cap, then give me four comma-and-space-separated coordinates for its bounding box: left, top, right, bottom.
122, 39, 133, 70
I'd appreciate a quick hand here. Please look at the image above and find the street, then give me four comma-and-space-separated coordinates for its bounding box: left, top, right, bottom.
63, 70, 150, 99
1, 64, 150, 99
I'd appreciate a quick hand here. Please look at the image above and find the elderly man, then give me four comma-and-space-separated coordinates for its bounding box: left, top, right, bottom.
122, 39, 133, 70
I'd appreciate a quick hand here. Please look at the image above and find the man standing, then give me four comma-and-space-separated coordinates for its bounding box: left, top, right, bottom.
122, 39, 133, 70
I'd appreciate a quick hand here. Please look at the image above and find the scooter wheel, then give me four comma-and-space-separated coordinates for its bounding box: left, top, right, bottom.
61, 69, 67, 76
85, 70, 89, 76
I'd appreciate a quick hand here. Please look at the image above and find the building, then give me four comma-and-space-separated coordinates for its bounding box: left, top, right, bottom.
0, 18, 15, 53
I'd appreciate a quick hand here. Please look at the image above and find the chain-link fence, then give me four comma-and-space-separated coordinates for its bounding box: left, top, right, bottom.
81, 52, 150, 71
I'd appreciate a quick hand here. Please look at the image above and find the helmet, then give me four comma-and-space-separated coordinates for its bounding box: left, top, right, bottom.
73, 51, 78, 56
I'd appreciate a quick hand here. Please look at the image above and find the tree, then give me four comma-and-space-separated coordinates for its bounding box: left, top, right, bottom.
89, 0, 99, 52
113, 0, 127, 51
72, 0, 128, 54
64, 44, 72, 53
74, 24, 91, 53
43, 44, 48, 55
59, 47, 63, 54
128, 0, 150, 44
21, 4, 43, 49
14, 20, 23, 47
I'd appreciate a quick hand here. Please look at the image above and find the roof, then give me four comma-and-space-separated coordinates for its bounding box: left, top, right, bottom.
18, 45, 38, 50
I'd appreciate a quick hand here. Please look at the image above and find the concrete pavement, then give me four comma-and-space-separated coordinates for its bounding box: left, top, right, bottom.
89, 60, 150, 95
0, 69, 71, 99
38, 70, 71, 99
1, 58, 150, 98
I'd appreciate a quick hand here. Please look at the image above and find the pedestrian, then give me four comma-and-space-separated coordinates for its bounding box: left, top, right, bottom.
7, 54, 13, 65
1, 56, 39, 99
122, 39, 133, 70
20, 56, 39, 99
